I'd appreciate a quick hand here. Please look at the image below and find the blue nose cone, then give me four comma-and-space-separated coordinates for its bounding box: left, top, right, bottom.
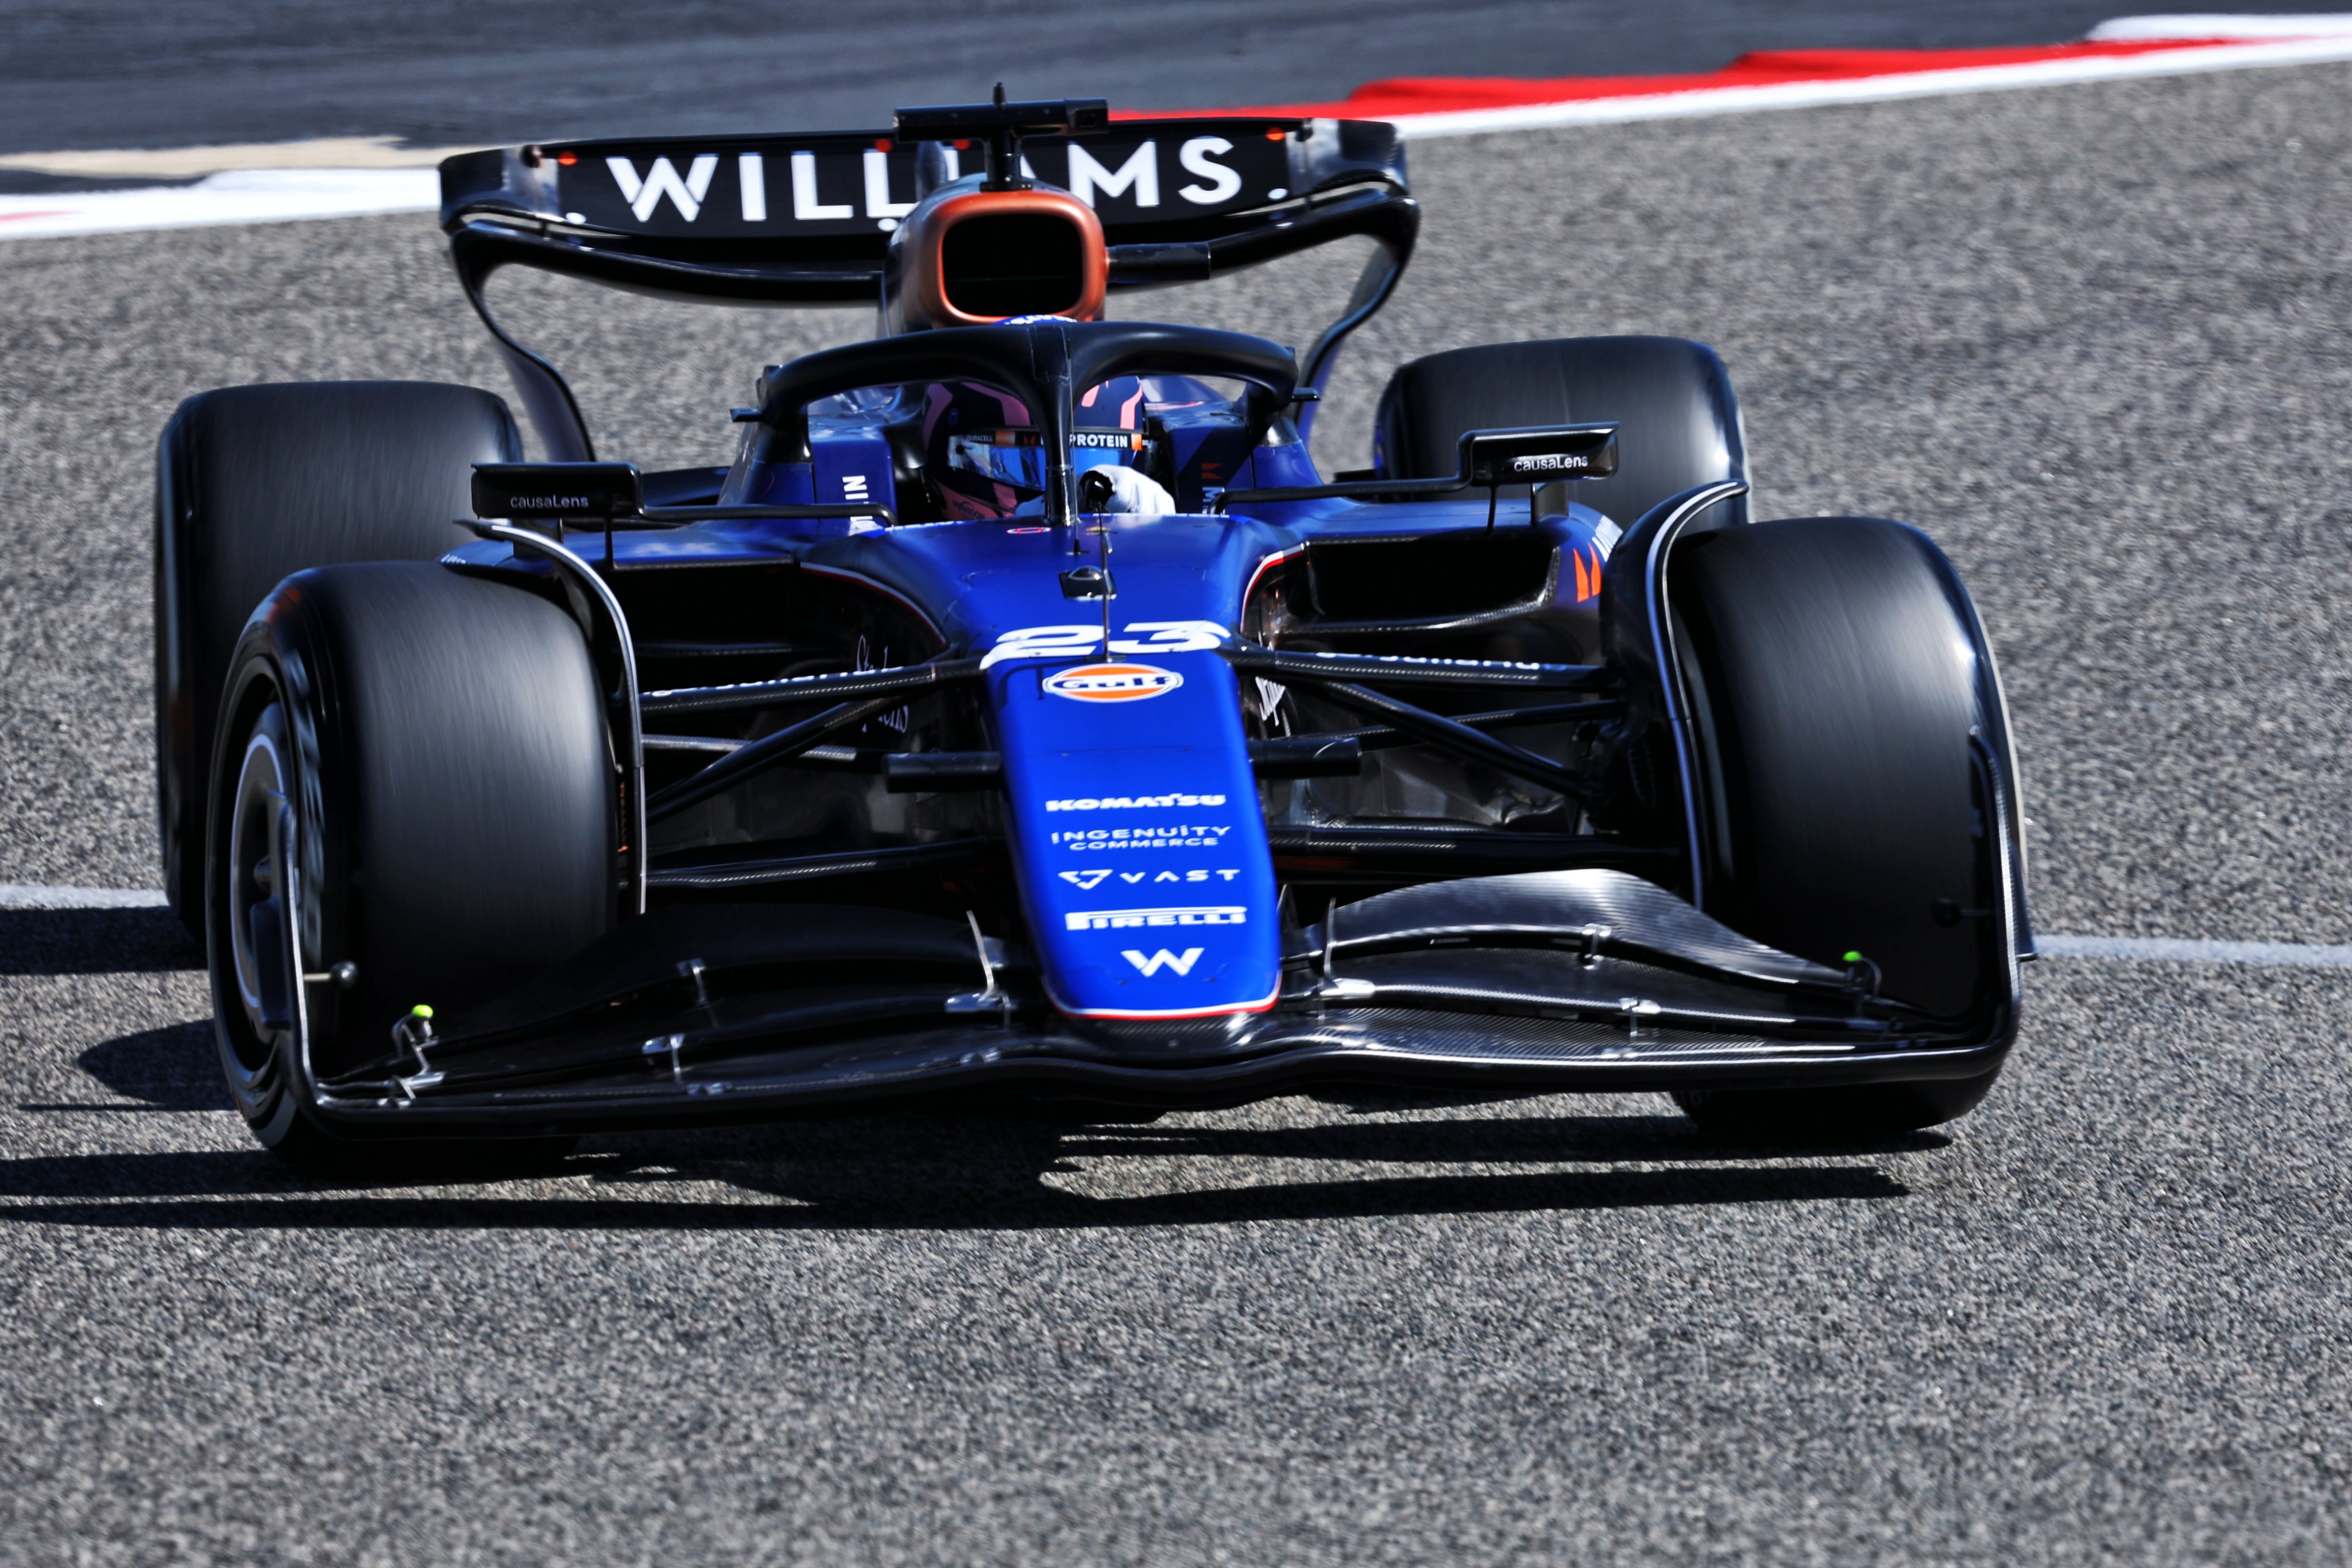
988, 641, 1279, 1024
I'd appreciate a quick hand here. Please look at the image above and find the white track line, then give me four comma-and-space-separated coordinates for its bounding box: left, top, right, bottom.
1, 881, 2348, 968
0, 884, 171, 909
2088, 13, 2352, 40
0, 136, 467, 179
2035, 934, 2352, 966
0, 168, 436, 241
1386, 33, 2352, 138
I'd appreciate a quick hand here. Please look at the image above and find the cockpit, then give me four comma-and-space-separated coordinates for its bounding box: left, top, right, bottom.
722, 370, 1283, 525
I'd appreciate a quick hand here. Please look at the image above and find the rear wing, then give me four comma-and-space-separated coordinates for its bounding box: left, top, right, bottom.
438, 117, 1417, 460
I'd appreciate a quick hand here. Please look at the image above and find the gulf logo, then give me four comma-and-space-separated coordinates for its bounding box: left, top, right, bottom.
1042, 662, 1184, 703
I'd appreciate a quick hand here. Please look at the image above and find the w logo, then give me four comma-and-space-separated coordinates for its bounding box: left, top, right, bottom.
606, 154, 719, 222
1123, 947, 1203, 977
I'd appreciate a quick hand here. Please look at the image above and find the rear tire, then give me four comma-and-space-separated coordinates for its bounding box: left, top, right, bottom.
1372, 335, 1747, 528
209, 562, 616, 1166
157, 381, 521, 936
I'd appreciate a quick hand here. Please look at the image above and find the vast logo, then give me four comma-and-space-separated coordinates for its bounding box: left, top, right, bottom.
1061, 868, 1241, 889
1042, 663, 1183, 703
1123, 947, 1204, 977
1065, 906, 1247, 932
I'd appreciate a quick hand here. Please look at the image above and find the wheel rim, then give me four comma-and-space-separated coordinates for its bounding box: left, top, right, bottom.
224, 705, 295, 1071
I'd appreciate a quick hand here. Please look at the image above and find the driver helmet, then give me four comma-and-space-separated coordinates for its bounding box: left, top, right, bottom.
926, 372, 1223, 520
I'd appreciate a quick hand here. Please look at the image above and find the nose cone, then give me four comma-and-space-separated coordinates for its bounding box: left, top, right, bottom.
986, 646, 1281, 1035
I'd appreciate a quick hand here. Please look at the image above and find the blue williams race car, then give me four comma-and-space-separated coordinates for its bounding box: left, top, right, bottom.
153, 95, 2032, 1163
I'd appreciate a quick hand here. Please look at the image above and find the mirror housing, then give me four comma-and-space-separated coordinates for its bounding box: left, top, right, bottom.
1459, 424, 1619, 487
472, 462, 644, 521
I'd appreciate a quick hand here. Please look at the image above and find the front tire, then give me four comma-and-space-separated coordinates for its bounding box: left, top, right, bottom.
1667, 516, 2023, 1140
208, 562, 617, 1164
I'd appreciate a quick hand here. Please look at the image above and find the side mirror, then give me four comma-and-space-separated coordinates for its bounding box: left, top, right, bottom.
1211, 421, 1620, 518
1459, 424, 1619, 487
471, 462, 644, 522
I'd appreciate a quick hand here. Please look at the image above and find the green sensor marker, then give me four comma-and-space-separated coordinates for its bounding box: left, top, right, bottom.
1842, 951, 1863, 964
409, 1005, 435, 1020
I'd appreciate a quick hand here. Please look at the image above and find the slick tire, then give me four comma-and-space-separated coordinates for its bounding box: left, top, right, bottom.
1372, 335, 1747, 528
208, 562, 616, 1168
157, 381, 523, 938
1667, 516, 2020, 1139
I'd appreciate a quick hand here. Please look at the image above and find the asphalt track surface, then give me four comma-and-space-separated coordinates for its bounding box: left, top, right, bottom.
5, 60, 2352, 1563
7, 0, 2352, 156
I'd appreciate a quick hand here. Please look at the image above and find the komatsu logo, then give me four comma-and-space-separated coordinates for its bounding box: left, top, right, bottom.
1045, 794, 1225, 811
1065, 906, 1247, 932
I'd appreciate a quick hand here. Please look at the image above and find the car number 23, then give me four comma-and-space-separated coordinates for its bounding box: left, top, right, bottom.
980, 621, 1227, 669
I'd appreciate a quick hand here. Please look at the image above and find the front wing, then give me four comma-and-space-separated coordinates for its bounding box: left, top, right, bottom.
299, 869, 2020, 1138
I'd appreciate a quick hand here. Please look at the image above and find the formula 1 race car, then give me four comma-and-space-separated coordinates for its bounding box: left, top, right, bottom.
153, 95, 2031, 1163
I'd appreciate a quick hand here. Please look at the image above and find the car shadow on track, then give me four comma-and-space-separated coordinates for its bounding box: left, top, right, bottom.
0, 1108, 1935, 1231
0, 908, 201, 976
59, 1021, 231, 1111
14, 1021, 234, 1114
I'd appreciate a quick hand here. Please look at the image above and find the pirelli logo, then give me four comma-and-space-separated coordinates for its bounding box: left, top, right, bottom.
1065, 906, 1248, 932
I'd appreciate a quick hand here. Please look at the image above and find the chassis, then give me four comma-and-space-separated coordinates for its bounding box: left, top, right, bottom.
153, 96, 2031, 1155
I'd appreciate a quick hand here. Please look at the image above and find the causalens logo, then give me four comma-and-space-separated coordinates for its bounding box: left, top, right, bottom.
1041, 663, 1183, 703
